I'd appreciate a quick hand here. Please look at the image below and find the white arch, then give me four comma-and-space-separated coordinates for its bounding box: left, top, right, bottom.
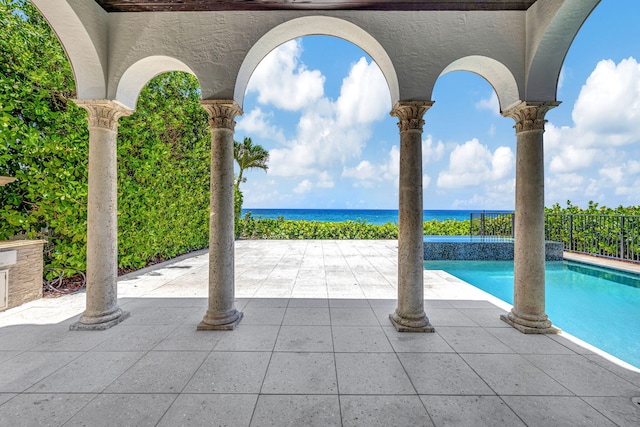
440, 55, 521, 112
234, 16, 400, 108
31, 0, 107, 99
115, 56, 198, 110
526, 0, 600, 100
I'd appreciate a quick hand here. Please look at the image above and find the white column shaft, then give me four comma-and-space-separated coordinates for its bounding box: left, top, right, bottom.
501, 101, 559, 334
389, 101, 435, 332
70, 100, 132, 330
198, 100, 243, 330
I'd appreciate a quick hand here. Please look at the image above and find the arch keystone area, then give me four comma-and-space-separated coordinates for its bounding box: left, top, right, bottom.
234, 15, 399, 109
115, 56, 198, 110
439, 55, 521, 113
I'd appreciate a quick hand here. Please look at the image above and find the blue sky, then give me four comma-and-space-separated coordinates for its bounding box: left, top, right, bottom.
236, 1, 640, 210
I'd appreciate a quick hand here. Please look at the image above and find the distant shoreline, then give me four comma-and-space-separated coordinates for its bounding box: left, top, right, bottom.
241, 208, 512, 226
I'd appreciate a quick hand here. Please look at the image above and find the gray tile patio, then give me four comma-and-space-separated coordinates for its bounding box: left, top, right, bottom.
0, 240, 639, 426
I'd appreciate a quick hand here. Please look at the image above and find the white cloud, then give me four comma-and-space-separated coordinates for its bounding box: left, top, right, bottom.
475, 91, 500, 115
336, 57, 391, 125
451, 179, 515, 210
599, 166, 624, 185
342, 136, 443, 188
293, 179, 313, 194
236, 108, 286, 143
544, 57, 640, 205
316, 171, 335, 188
436, 138, 514, 188
246, 40, 325, 111
571, 57, 640, 146
264, 50, 391, 180
423, 135, 445, 163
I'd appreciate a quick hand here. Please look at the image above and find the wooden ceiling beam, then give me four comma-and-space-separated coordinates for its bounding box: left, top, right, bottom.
94, 0, 537, 13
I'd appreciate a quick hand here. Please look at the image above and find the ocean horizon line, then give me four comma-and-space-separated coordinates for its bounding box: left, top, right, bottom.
241, 208, 514, 225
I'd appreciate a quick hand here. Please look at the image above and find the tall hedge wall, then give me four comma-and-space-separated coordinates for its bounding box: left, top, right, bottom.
0, 0, 211, 272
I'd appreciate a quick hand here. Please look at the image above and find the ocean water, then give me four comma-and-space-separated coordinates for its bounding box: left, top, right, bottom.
241, 209, 510, 225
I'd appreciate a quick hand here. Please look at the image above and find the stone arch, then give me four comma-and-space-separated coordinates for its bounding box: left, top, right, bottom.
115, 56, 199, 110
439, 55, 521, 113
525, 0, 599, 100
31, 0, 106, 99
234, 16, 400, 109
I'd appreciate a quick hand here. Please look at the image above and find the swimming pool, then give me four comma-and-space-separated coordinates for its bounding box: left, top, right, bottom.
424, 260, 640, 369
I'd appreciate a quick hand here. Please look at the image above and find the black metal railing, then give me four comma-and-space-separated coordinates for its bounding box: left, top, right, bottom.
545, 214, 640, 263
470, 211, 515, 238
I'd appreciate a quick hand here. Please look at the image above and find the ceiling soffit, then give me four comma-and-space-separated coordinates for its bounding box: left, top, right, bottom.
94, 0, 538, 13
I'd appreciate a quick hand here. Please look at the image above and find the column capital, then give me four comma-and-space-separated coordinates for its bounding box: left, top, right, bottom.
502, 101, 561, 134
200, 100, 243, 131
391, 101, 434, 133
73, 100, 133, 132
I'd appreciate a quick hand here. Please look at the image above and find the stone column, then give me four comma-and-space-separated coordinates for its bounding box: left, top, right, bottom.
389, 101, 435, 332
70, 100, 132, 331
198, 100, 244, 330
501, 101, 560, 334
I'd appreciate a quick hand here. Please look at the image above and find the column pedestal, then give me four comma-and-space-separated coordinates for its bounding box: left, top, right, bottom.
501, 101, 560, 334
198, 100, 243, 331
389, 101, 435, 333
70, 100, 132, 331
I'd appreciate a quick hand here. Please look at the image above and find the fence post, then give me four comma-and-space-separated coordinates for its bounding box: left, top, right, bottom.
569, 215, 573, 252
620, 216, 626, 259
480, 212, 485, 236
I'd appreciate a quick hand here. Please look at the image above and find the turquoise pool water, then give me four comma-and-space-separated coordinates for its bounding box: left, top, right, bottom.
424, 260, 640, 369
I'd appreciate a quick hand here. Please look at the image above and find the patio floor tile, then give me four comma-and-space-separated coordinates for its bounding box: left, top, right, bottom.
420, 395, 526, 427
261, 352, 337, 394
250, 395, 340, 427
335, 353, 415, 394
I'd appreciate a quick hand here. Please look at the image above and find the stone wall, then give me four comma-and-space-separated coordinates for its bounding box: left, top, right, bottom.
0, 240, 45, 311
424, 240, 564, 261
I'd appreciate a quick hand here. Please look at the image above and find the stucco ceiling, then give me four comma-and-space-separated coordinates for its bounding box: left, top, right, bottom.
94, 0, 538, 12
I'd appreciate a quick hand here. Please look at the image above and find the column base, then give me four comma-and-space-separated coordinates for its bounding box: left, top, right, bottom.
500, 310, 559, 334
389, 312, 435, 333
70, 308, 130, 331
197, 311, 243, 331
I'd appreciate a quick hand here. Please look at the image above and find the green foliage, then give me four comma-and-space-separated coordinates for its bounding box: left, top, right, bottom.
236, 214, 470, 240
0, 0, 89, 271
116, 72, 211, 269
233, 137, 268, 224
236, 214, 398, 239
0, 1, 211, 273
545, 201, 640, 261
423, 219, 469, 236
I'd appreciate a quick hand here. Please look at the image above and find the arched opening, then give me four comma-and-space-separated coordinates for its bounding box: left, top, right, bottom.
116, 71, 211, 270
429, 67, 518, 210
235, 35, 398, 214
234, 16, 399, 109
115, 56, 199, 111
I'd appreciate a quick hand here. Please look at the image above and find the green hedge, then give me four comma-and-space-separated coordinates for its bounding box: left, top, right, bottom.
0, 1, 211, 272
235, 215, 470, 240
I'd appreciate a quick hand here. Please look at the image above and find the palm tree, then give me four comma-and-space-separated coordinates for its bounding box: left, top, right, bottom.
233, 137, 269, 220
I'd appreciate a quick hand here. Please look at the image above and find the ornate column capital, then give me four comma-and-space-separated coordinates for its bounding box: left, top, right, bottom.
73, 100, 133, 132
200, 100, 243, 131
502, 101, 561, 134
391, 101, 434, 133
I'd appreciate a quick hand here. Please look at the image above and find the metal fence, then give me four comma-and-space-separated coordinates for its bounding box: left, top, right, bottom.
545, 214, 640, 262
469, 211, 515, 239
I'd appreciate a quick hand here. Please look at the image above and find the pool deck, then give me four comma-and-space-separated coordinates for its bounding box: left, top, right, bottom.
0, 240, 639, 426
564, 251, 640, 275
